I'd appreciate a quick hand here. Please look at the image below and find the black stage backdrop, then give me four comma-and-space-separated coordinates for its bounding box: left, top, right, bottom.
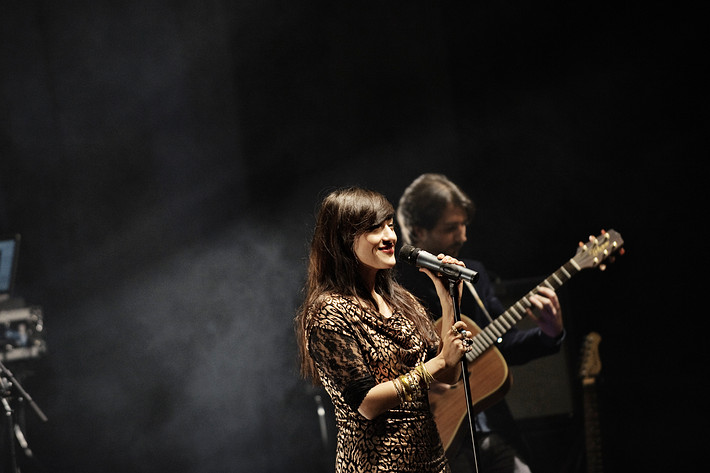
0, 2, 701, 472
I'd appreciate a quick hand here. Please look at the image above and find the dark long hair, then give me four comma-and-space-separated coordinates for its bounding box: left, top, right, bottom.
295, 187, 437, 383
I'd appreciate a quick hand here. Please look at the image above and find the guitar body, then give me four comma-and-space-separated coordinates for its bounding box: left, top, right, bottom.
429, 315, 512, 450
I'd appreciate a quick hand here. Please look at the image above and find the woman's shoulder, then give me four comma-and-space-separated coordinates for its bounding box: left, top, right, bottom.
307, 293, 361, 329
311, 293, 355, 311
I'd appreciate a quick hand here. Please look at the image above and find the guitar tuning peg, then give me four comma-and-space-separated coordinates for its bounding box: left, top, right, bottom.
599, 264, 607, 271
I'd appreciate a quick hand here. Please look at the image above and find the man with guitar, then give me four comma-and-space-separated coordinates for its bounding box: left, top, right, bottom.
396, 173, 565, 473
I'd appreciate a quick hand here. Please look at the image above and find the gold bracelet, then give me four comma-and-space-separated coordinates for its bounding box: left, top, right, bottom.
423, 363, 435, 386
414, 364, 425, 389
398, 374, 413, 402
392, 378, 405, 404
407, 371, 421, 398
416, 362, 435, 389
398, 373, 411, 392
421, 361, 434, 378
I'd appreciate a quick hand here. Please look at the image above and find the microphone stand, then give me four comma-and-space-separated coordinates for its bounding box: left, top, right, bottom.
0, 360, 47, 473
1, 387, 19, 473
448, 278, 479, 473
0, 361, 47, 423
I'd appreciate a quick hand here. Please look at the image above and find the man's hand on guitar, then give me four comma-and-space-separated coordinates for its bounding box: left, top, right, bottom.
526, 286, 563, 338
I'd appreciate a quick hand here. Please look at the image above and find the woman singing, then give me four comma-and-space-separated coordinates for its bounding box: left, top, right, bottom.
294, 187, 474, 472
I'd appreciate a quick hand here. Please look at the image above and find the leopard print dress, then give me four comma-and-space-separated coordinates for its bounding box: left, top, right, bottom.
306, 294, 450, 473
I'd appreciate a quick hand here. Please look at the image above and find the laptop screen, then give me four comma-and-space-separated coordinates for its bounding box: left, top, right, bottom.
0, 234, 20, 296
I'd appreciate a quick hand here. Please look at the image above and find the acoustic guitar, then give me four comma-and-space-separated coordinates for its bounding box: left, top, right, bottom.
579, 331, 604, 473
429, 230, 624, 450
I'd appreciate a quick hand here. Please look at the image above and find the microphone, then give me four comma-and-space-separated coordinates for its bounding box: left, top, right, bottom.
399, 244, 479, 283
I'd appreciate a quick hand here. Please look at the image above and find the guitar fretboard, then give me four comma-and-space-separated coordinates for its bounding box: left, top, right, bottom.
466, 259, 580, 361
583, 379, 604, 473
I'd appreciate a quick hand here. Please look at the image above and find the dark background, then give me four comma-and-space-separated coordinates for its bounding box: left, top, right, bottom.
0, 1, 701, 472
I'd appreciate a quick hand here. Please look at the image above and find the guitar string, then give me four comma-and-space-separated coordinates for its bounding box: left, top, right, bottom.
464, 264, 571, 358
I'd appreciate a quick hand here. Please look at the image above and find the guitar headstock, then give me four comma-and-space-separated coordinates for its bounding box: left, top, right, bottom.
572, 229, 624, 271
579, 331, 602, 381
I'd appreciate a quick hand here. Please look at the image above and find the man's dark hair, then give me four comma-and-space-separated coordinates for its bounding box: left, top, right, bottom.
397, 173, 475, 245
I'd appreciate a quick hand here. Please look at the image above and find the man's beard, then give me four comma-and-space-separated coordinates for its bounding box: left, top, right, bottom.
443, 244, 463, 258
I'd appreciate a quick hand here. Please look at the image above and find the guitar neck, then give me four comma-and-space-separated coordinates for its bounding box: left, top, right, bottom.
583, 378, 604, 473
466, 258, 581, 361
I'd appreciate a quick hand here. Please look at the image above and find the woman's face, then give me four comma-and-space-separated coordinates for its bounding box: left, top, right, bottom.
353, 218, 397, 272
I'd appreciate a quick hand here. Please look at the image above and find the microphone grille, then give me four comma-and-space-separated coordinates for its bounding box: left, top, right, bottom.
398, 244, 419, 264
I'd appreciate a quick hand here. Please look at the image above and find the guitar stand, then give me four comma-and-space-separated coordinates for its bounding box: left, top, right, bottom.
448, 278, 480, 473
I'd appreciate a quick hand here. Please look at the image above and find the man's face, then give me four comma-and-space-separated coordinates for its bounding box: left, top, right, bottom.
413, 203, 468, 257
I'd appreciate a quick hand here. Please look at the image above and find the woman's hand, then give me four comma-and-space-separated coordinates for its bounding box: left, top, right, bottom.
419, 255, 472, 383
418, 254, 465, 306
439, 319, 473, 368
